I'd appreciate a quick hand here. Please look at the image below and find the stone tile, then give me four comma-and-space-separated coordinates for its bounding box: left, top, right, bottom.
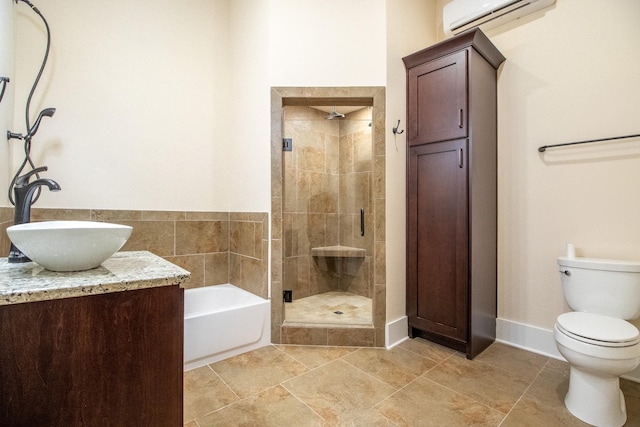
285, 292, 371, 325
307, 213, 328, 249
204, 252, 228, 286
141, 210, 185, 221
31, 208, 92, 221
374, 241, 386, 284
622, 378, 640, 426
343, 347, 437, 389
375, 375, 504, 426
309, 172, 338, 214
176, 220, 228, 255
230, 212, 266, 222
374, 198, 385, 241
399, 337, 456, 363
91, 209, 142, 221
120, 220, 175, 256
500, 397, 590, 427
373, 283, 385, 328
0, 206, 13, 222
185, 211, 228, 221
425, 353, 531, 414
183, 366, 238, 422
282, 359, 396, 425
230, 220, 256, 258
523, 358, 570, 411
238, 255, 267, 298
165, 254, 204, 288
209, 346, 308, 399
276, 345, 356, 369
281, 326, 328, 346
474, 342, 549, 382
327, 326, 375, 347
196, 385, 323, 427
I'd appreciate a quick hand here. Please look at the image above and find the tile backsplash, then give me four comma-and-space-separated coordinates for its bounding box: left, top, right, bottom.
1, 208, 268, 299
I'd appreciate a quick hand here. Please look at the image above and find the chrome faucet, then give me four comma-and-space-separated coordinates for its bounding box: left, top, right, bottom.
8, 166, 61, 263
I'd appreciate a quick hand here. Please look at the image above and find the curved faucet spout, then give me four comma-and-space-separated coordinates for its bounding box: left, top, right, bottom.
14, 178, 61, 226
9, 176, 61, 263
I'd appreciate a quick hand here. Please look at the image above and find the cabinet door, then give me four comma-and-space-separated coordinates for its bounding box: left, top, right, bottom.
407, 139, 468, 342
407, 50, 467, 145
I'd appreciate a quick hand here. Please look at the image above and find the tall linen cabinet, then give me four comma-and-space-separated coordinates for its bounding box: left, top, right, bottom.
403, 29, 505, 359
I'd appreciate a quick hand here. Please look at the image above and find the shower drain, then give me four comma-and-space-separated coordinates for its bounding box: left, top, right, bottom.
334, 311, 343, 315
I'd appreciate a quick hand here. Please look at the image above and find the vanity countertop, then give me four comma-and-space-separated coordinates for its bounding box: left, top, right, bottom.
0, 250, 190, 306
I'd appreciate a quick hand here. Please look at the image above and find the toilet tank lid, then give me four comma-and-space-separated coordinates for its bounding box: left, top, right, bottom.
558, 257, 640, 272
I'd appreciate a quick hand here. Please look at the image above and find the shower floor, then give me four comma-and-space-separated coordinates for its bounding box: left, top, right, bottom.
285, 291, 372, 326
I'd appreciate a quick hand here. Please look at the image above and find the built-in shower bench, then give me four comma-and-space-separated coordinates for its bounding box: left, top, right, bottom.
312, 245, 366, 277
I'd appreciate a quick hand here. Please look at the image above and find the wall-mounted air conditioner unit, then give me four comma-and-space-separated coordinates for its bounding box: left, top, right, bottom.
443, 0, 556, 36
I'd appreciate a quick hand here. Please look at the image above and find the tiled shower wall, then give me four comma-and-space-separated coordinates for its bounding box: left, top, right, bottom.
283, 106, 373, 300
0, 208, 268, 299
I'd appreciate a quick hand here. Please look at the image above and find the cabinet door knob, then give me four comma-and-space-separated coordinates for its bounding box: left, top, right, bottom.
458, 109, 463, 128
458, 148, 463, 168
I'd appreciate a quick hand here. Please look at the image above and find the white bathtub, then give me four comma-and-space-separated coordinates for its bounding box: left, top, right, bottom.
184, 284, 271, 371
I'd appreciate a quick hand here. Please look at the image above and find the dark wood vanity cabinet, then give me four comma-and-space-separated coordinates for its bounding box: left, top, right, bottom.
404, 29, 505, 359
0, 285, 184, 426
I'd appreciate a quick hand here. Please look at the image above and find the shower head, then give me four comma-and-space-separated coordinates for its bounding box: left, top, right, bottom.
326, 107, 345, 120
26, 107, 56, 138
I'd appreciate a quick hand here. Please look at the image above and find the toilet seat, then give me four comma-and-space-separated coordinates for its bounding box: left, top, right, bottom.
557, 312, 640, 347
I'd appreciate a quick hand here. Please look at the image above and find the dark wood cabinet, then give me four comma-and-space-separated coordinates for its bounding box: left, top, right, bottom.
404, 29, 505, 359
407, 50, 467, 145
0, 285, 184, 426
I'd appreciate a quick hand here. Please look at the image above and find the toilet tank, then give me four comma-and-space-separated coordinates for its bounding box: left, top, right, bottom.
558, 256, 640, 319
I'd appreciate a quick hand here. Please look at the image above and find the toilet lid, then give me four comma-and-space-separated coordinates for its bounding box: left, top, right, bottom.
557, 312, 640, 347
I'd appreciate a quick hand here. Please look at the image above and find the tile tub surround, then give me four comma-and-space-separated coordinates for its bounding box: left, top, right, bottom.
183, 339, 640, 426
0, 250, 190, 305
271, 87, 386, 347
2, 209, 269, 299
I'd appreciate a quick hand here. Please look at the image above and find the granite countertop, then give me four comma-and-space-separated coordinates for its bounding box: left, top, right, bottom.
0, 251, 190, 306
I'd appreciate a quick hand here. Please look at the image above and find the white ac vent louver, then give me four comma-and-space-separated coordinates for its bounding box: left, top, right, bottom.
443, 0, 556, 36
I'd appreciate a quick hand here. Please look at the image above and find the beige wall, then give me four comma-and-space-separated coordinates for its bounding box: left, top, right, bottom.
384, 1, 437, 323
433, 0, 640, 331
12, 0, 232, 211
0, 2, 14, 203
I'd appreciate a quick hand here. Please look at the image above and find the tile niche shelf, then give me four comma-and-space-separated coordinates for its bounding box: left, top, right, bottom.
311, 246, 366, 277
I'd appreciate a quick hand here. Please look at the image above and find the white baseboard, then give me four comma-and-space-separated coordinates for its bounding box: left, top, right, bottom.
386, 316, 409, 349
496, 318, 640, 383
496, 318, 563, 359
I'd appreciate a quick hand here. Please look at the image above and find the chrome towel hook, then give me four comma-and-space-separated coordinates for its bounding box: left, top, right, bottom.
392, 120, 404, 135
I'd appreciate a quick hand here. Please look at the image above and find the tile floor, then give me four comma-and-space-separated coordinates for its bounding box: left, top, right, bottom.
184, 339, 640, 426
285, 292, 373, 325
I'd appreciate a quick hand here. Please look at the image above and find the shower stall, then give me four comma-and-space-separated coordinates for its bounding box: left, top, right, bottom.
271, 86, 385, 347
282, 105, 374, 326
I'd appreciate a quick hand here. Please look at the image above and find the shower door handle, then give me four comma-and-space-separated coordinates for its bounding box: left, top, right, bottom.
360, 209, 365, 237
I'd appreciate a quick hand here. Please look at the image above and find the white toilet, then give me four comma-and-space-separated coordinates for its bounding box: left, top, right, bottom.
554, 250, 640, 427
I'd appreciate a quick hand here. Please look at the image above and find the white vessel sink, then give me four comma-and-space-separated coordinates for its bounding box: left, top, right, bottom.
7, 221, 133, 272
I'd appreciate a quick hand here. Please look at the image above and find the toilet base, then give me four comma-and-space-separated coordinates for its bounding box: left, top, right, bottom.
565, 366, 626, 427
